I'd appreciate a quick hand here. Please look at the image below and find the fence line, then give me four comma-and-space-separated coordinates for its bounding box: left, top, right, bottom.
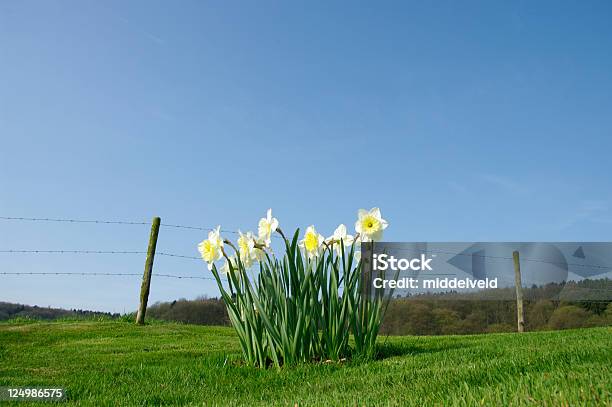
1, 215, 610, 284
161, 223, 239, 235
382, 247, 612, 271
0, 250, 146, 255
158, 252, 201, 260
0, 216, 148, 226
2, 246, 612, 269
1, 271, 609, 287
0, 271, 214, 280
3, 215, 608, 268
160, 223, 282, 239
0, 215, 281, 238
0, 249, 201, 260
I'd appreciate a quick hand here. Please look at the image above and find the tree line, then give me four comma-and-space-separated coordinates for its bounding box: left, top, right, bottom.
145, 278, 612, 334
2, 279, 610, 335
0, 302, 119, 321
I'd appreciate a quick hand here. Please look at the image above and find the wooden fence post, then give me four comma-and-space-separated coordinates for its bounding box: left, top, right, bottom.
512, 250, 525, 333
136, 217, 161, 325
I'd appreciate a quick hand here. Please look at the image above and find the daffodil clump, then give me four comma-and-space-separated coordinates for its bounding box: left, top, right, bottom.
198, 207, 389, 368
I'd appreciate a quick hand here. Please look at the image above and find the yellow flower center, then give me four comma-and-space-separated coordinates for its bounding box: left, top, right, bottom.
201, 240, 217, 262
304, 232, 319, 252
361, 215, 380, 234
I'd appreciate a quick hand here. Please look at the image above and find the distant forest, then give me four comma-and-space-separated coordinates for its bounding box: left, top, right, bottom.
2, 279, 610, 335
0, 302, 119, 321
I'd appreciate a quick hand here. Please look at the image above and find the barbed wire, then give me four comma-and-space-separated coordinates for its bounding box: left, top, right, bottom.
388, 247, 612, 271
2, 245, 612, 270
0, 215, 281, 238
0, 250, 147, 255
157, 252, 201, 260
161, 222, 282, 239
160, 223, 239, 235
559, 287, 612, 292
0, 216, 148, 225
0, 249, 202, 260
0, 271, 215, 280
1, 215, 610, 271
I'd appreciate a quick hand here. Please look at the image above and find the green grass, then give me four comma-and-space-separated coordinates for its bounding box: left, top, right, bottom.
0, 321, 610, 406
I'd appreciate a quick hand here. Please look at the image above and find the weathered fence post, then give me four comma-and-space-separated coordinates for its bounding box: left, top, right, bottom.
136, 217, 161, 325
512, 250, 525, 333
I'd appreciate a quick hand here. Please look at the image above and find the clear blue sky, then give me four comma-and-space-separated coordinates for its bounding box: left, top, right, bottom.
1, 1, 611, 312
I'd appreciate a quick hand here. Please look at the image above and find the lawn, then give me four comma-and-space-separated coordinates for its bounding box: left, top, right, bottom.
0, 320, 610, 405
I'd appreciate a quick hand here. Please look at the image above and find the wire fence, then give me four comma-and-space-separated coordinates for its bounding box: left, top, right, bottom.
0, 271, 214, 280
0, 216, 149, 226
0, 216, 281, 238
1, 215, 611, 284
389, 247, 612, 271
0, 249, 201, 260
0, 216, 214, 284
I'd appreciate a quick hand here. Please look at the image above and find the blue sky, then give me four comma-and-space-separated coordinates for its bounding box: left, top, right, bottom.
1, 1, 611, 312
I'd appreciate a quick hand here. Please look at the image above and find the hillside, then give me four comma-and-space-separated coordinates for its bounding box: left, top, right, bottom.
0, 321, 610, 405
0, 302, 119, 321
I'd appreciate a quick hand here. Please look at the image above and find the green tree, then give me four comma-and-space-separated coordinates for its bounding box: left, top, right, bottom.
548, 306, 590, 330
527, 300, 555, 330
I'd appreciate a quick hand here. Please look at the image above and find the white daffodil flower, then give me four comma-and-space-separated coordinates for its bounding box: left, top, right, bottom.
198, 226, 224, 270
299, 225, 325, 259
237, 230, 257, 269
326, 224, 354, 257
258, 208, 279, 246
355, 207, 388, 242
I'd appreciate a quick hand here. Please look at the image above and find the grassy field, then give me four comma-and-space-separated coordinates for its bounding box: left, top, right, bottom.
0, 321, 610, 406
